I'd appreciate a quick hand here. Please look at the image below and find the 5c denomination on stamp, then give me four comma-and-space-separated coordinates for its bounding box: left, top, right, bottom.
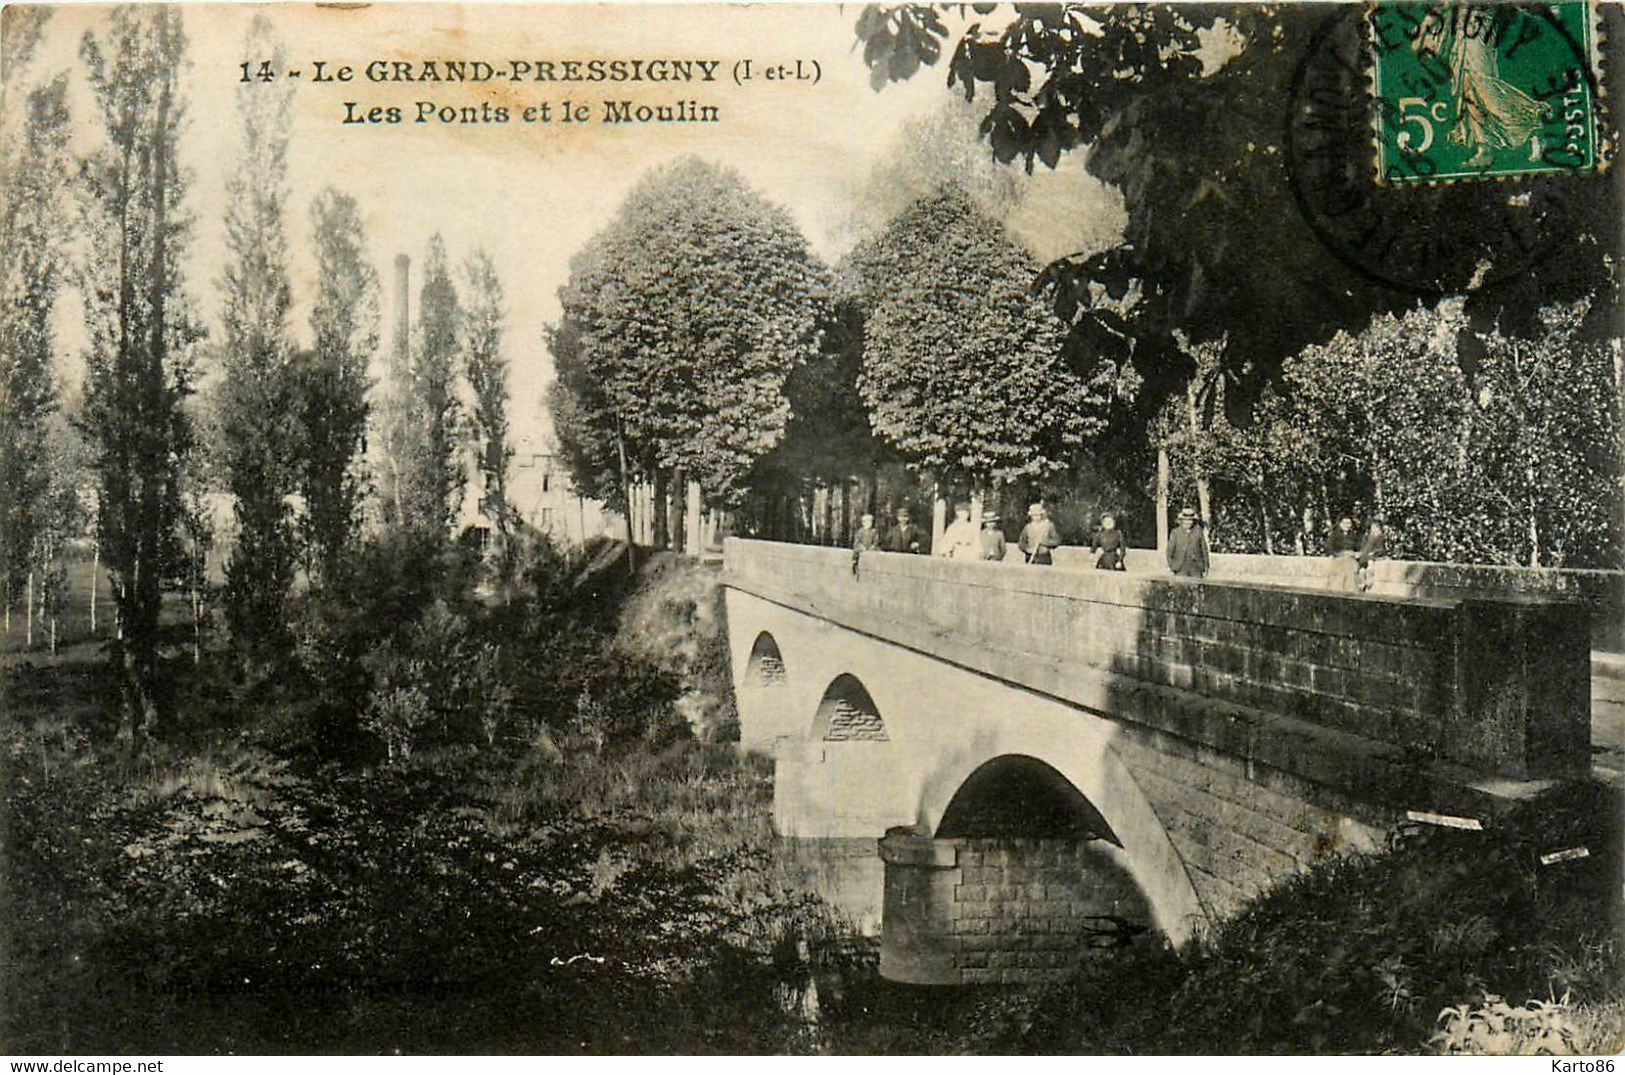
1370, 1, 1604, 183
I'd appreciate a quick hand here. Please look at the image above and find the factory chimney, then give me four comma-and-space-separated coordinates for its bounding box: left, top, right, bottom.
393, 253, 411, 363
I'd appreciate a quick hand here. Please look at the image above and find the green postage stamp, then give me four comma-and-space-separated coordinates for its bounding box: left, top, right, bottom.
1369, 1, 1604, 183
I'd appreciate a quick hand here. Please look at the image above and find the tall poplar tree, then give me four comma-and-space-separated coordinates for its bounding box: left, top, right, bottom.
0, 54, 71, 629
461, 249, 511, 539
80, 6, 201, 738
385, 234, 464, 536
217, 14, 297, 662
294, 188, 377, 586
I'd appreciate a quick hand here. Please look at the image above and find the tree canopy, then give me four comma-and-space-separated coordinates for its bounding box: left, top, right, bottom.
855, 5, 1623, 423
844, 185, 1119, 492
462, 249, 512, 536
1165, 298, 1621, 567
547, 156, 830, 508
0, 62, 70, 608
295, 187, 378, 586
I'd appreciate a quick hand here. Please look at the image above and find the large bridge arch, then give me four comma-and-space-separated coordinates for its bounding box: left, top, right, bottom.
936, 754, 1117, 841
907, 711, 1206, 947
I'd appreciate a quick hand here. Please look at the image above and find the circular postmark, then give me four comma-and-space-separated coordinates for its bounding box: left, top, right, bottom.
1285, 3, 1601, 296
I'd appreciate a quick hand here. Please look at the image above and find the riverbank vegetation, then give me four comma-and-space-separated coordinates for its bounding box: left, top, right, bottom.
2, 547, 861, 1054
5, 551, 1621, 1055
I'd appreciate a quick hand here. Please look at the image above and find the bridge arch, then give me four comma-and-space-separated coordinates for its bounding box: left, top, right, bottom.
937, 754, 1119, 842
913, 726, 1205, 947
812, 673, 890, 742
744, 630, 788, 688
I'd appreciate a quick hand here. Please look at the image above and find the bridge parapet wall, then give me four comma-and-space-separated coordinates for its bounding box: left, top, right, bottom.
724, 539, 1589, 781
1051, 547, 1624, 652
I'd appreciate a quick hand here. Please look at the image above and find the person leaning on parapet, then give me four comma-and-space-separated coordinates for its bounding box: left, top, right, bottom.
1018, 502, 1062, 566
1327, 514, 1361, 592
940, 502, 980, 561
1356, 515, 1386, 593
851, 511, 880, 574
1091, 512, 1127, 571
883, 505, 928, 555
1166, 506, 1209, 578
979, 510, 1006, 562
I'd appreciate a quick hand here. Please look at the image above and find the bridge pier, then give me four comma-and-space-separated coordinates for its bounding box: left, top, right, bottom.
878, 831, 1153, 985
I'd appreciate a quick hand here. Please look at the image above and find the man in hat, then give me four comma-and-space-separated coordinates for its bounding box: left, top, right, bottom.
883, 505, 927, 554
940, 502, 980, 560
1167, 507, 1209, 578
1326, 513, 1361, 592
1018, 502, 1062, 566
979, 510, 1007, 562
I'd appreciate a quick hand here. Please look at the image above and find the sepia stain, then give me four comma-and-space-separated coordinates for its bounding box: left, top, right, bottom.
1310, 826, 1341, 861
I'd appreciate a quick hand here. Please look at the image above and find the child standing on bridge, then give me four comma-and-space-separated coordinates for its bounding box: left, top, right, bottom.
1091, 513, 1127, 571
980, 511, 1007, 562
852, 512, 880, 574
1327, 514, 1361, 592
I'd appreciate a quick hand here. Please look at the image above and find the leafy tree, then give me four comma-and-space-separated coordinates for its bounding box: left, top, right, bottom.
844, 186, 1117, 498
22, 413, 84, 653
295, 188, 377, 587
79, 6, 201, 739
381, 234, 466, 537
547, 157, 830, 540
545, 317, 623, 509
0, 60, 70, 628
216, 14, 298, 662
1190, 300, 1621, 567
854, 5, 1623, 424
461, 249, 511, 539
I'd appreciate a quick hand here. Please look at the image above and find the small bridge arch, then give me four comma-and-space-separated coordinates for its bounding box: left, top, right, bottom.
813, 673, 890, 742
744, 630, 788, 688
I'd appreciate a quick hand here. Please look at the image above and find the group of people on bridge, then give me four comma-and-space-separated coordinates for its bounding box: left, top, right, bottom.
850, 501, 1150, 571
849, 500, 1388, 592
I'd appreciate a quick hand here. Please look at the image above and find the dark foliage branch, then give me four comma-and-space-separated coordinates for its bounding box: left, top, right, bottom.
854, 4, 1623, 429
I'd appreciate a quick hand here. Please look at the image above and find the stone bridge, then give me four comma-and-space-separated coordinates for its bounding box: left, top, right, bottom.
720, 538, 1592, 985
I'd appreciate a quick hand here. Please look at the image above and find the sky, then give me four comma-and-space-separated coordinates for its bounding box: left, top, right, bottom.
17, 2, 1121, 452
15, 4, 1611, 567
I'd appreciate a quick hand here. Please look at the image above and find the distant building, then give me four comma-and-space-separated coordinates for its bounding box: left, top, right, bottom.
507, 439, 610, 548
381, 253, 609, 550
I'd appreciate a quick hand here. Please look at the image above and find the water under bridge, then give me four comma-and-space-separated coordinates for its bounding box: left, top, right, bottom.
720, 538, 1597, 985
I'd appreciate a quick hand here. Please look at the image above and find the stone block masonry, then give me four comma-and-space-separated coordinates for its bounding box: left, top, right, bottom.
879, 831, 1154, 985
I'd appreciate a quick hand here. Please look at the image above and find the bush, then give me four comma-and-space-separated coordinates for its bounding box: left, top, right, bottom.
1012, 780, 1624, 1055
